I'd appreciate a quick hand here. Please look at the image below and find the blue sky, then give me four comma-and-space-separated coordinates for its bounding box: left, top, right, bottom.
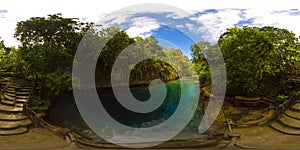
152, 26, 195, 55
96, 5, 300, 57
1, 0, 300, 58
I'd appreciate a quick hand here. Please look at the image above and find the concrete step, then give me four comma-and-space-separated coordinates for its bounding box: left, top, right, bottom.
3, 92, 16, 97
264, 95, 277, 99
18, 85, 33, 88
0, 104, 23, 113
16, 88, 32, 92
0, 119, 32, 129
8, 85, 20, 89
15, 99, 28, 103
265, 94, 277, 99
17, 86, 33, 90
4, 89, 15, 94
15, 91, 30, 96
0, 78, 8, 82
0, 127, 28, 135
262, 97, 275, 104
278, 115, 300, 129
6, 87, 15, 90
269, 90, 278, 94
2, 94, 15, 101
16, 95, 30, 99
0, 99, 15, 105
0, 78, 32, 136
0, 81, 8, 85
270, 122, 300, 135
0, 80, 7, 83
262, 97, 274, 103
285, 110, 300, 120
260, 100, 273, 105
291, 103, 300, 112
0, 113, 28, 121
15, 103, 24, 107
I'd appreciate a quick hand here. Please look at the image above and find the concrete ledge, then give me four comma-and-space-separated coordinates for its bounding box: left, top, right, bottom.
234, 96, 261, 107
235, 96, 261, 101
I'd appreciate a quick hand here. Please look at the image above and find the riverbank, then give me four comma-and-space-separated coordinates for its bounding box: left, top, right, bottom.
77, 76, 182, 90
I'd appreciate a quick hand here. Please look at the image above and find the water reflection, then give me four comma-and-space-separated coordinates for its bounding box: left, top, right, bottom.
48, 78, 203, 141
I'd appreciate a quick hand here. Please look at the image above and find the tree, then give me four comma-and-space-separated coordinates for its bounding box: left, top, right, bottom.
13, 13, 196, 114
14, 14, 92, 115
217, 26, 300, 96
190, 41, 216, 87
15, 14, 92, 77
0, 39, 25, 75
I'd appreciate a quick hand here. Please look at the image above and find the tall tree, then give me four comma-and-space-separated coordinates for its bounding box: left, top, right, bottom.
14, 14, 92, 115
14, 13, 92, 77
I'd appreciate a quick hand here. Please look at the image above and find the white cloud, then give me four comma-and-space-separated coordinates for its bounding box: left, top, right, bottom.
243, 9, 300, 37
190, 8, 300, 42
175, 24, 184, 28
192, 9, 243, 41
0, 0, 300, 46
125, 17, 160, 38
185, 23, 195, 31
165, 12, 190, 19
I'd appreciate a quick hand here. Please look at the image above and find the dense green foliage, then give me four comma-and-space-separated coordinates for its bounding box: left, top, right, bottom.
192, 26, 300, 96
0, 40, 26, 76
4, 13, 300, 115
0, 14, 193, 115
96, 33, 193, 86
219, 26, 300, 96
12, 14, 91, 114
191, 41, 212, 87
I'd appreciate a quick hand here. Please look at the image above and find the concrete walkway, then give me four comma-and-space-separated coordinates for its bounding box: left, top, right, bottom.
1, 126, 300, 149
217, 125, 300, 149
0, 128, 69, 149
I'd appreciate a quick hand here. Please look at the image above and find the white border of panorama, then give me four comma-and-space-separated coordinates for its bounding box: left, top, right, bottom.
72, 3, 226, 148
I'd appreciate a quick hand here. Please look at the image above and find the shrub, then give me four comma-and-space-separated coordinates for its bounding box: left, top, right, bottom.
30, 96, 50, 116
276, 94, 288, 103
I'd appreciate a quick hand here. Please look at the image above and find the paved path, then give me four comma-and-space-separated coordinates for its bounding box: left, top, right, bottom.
0, 128, 69, 149
230, 125, 300, 149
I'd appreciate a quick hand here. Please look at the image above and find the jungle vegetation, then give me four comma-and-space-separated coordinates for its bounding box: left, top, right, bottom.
1, 13, 300, 115
0, 14, 193, 115
191, 26, 300, 97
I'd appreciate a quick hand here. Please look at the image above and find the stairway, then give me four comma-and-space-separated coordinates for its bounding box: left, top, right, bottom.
0, 77, 34, 135
261, 85, 281, 105
270, 102, 300, 135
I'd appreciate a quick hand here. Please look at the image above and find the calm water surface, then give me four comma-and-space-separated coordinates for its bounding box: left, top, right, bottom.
48, 78, 204, 141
